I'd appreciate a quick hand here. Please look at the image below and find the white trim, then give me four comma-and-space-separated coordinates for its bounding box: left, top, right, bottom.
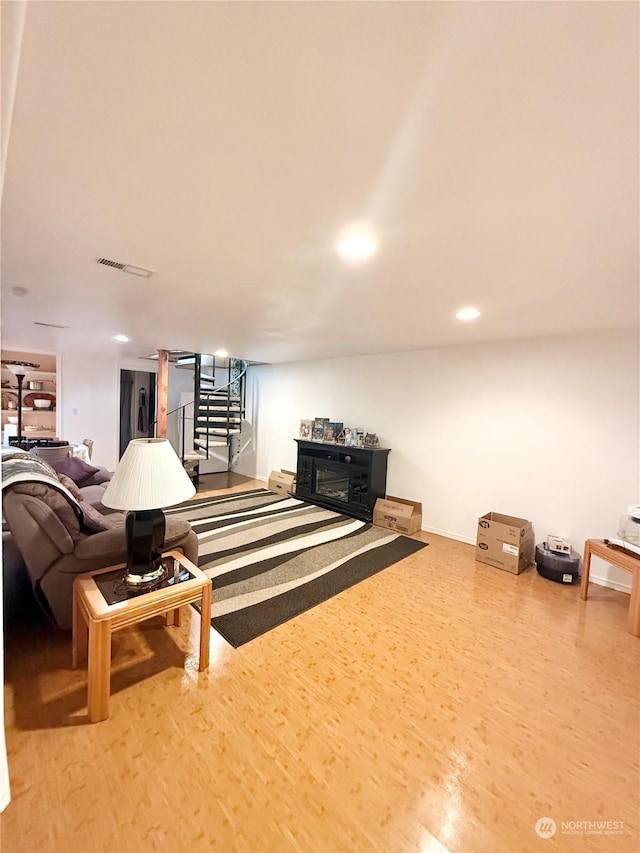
586, 572, 632, 594
420, 525, 633, 593
246, 488, 633, 595
421, 524, 476, 545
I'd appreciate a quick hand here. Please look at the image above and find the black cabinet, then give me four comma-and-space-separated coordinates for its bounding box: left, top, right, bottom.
294, 439, 390, 522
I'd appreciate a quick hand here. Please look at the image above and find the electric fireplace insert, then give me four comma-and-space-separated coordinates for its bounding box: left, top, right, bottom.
294, 439, 390, 521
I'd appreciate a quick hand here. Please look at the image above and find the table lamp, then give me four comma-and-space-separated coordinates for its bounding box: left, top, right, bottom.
102, 438, 196, 585
1, 359, 40, 449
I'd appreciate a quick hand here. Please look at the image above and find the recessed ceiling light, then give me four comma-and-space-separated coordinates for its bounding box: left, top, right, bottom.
113, 334, 130, 343
337, 229, 377, 262
455, 307, 481, 322
214, 349, 228, 358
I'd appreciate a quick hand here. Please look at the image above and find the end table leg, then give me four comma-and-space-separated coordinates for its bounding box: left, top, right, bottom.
165, 608, 180, 627
72, 591, 88, 669
628, 570, 640, 637
580, 541, 592, 601
87, 620, 112, 723
198, 581, 212, 671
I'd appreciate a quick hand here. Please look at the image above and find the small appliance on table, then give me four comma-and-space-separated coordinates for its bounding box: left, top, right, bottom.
580, 506, 640, 637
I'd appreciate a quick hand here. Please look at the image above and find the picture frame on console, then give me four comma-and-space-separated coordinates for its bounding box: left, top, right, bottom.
323, 421, 343, 443
300, 418, 372, 449
312, 418, 329, 441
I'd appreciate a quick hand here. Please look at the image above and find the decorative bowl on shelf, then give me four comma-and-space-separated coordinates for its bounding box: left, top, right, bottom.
7, 416, 18, 424
24, 392, 55, 407
33, 399, 52, 409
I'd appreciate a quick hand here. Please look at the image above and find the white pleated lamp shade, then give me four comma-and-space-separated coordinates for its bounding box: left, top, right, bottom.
102, 438, 196, 511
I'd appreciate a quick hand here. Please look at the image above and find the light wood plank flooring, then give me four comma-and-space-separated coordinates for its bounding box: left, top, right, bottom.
2, 479, 639, 852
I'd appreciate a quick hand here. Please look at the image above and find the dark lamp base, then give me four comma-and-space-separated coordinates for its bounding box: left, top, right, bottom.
125, 508, 167, 586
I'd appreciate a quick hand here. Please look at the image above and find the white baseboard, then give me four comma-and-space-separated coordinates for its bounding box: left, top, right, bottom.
235, 490, 634, 596
419, 526, 632, 595
421, 524, 476, 546
586, 573, 632, 594
232, 466, 266, 482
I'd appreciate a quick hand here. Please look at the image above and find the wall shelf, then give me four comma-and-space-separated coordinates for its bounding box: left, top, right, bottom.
1, 356, 58, 440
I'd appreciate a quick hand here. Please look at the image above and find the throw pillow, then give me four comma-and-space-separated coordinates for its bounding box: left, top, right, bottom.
51, 456, 100, 486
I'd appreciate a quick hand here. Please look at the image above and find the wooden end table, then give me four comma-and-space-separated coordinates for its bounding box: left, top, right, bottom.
581, 539, 640, 637
72, 550, 211, 722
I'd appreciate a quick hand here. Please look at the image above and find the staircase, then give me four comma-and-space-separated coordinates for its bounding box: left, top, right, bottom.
173, 352, 248, 482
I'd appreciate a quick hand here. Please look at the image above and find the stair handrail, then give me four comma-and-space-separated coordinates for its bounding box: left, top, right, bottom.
149, 399, 201, 467
150, 356, 250, 466
149, 358, 248, 427
198, 358, 249, 397
197, 357, 248, 460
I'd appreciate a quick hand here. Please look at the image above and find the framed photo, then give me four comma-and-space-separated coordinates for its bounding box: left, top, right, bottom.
299, 419, 313, 439
312, 418, 329, 441
323, 421, 343, 443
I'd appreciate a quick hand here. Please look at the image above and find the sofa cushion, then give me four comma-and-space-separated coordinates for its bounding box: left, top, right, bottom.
79, 467, 111, 487
58, 473, 83, 501
81, 502, 117, 533
78, 484, 109, 509
51, 456, 100, 486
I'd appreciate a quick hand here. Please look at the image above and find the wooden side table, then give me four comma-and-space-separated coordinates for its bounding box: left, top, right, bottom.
72, 550, 212, 722
581, 539, 640, 637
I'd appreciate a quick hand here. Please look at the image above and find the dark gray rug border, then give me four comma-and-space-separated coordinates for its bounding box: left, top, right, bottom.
209, 536, 427, 647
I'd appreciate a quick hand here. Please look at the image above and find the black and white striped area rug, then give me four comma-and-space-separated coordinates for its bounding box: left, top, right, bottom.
166, 488, 427, 647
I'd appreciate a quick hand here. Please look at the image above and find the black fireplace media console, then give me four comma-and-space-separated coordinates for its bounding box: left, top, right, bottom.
294, 439, 390, 522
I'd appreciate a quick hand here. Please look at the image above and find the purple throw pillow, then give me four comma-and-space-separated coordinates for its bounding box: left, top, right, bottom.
52, 456, 101, 486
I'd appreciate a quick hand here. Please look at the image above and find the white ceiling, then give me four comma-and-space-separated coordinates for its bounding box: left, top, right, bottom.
1, 1, 638, 364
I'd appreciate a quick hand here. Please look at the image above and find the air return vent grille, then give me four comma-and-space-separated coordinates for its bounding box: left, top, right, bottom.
34, 321, 69, 329
96, 257, 154, 278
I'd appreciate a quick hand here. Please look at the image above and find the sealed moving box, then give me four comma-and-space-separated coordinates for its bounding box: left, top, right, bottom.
476, 511, 534, 574
268, 470, 295, 496
373, 496, 422, 535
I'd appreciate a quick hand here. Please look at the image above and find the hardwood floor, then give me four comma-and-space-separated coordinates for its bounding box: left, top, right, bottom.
2, 481, 639, 852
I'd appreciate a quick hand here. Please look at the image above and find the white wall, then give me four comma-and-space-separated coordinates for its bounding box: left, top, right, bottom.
58, 352, 157, 470
58, 352, 119, 469
58, 355, 233, 471
239, 329, 639, 590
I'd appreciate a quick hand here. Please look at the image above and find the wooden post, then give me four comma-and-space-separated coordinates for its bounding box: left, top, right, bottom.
156, 349, 169, 438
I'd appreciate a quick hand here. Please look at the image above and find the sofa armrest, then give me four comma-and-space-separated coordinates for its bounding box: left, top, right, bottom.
63, 528, 129, 570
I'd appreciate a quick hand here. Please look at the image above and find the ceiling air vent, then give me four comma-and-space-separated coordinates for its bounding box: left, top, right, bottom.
96, 257, 154, 278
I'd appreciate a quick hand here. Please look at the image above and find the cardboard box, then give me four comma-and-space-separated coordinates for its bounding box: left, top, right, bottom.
476, 511, 535, 574
373, 496, 422, 535
268, 470, 295, 496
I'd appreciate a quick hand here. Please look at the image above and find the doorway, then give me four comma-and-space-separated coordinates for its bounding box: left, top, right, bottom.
119, 370, 156, 459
